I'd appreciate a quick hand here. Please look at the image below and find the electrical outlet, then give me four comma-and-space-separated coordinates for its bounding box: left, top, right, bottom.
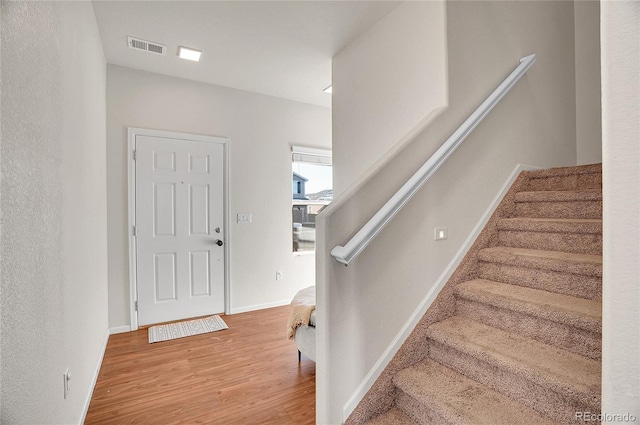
63, 368, 71, 399
276, 270, 283, 281
435, 227, 448, 241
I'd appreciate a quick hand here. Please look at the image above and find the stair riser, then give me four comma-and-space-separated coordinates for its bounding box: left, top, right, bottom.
456, 299, 601, 360
395, 391, 452, 425
514, 201, 602, 219
428, 341, 599, 423
526, 173, 602, 192
478, 248, 603, 277
478, 262, 602, 300
497, 231, 602, 255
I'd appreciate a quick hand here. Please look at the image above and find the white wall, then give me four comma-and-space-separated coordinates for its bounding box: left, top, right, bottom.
0, 1, 3, 416
1, 2, 108, 423
106, 66, 331, 328
318, 1, 578, 423
575, 0, 602, 165
332, 1, 448, 196
601, 0, 640, 419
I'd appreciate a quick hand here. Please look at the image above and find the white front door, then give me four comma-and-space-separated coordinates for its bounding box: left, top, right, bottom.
134, 133, 226, 326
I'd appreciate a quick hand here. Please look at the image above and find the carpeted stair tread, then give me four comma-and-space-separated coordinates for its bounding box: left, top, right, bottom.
362, 408, 418, 425
497, 217, 602, 234
455, 279, 601, 333
477, 247, 602, 300
514, 190, 602, 203
478, 246, 602, 277
524, 163, 601, 179
393, 359, 560, 425
426, 316, 601, 409
496, 218, 602, 255
523, 164, 602, 191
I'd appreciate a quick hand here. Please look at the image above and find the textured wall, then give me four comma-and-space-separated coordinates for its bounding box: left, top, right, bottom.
318, 1, 578, 423
1, 2, 108, 423
0, 1, 3, 416
106, 65, 331, 328
601, 0, 640, 418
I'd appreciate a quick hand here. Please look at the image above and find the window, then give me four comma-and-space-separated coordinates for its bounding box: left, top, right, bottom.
292, 146, 332, 253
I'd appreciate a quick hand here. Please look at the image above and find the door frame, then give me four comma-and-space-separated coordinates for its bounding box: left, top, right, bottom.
127, 127, 230, 331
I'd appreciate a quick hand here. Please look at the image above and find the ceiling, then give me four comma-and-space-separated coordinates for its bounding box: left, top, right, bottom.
92, 1, 401, 108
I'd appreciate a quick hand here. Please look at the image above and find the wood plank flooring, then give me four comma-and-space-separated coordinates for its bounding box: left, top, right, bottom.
85, 306, 315, 425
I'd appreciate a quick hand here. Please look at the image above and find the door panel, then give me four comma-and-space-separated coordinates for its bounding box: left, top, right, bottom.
154, 252, 177, 301
135, 134, 225, 326
154, 183, 176, 236
190, 184, 210, 235
190, 250, 211, 296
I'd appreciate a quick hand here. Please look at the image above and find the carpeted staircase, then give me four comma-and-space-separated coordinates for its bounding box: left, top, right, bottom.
359, 164, 602, 425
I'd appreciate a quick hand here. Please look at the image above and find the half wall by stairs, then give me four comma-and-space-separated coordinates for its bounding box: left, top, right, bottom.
349, 164, 602, 425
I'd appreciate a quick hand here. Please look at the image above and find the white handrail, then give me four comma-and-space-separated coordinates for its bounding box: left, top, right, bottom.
331, 54, 536, 266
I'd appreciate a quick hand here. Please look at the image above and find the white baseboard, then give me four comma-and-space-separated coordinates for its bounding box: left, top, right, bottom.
109, 298, 291, 331
342, 164, 539, 421
229, 299, 291, 314
80, 327, 110, 424
109, 325, 132, 335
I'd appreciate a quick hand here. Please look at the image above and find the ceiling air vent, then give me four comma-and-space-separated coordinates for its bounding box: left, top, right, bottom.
127, 36, 166, 56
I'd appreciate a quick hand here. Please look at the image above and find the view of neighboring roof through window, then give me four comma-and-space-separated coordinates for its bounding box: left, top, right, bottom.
291, 146, 332, 253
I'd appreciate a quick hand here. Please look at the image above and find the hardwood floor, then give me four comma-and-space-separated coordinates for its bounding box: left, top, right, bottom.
85, 306, 315, 424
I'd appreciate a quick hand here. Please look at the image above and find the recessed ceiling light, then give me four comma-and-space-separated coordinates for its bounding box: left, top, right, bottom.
178, 46, 202, 62
323, 85, 333, 94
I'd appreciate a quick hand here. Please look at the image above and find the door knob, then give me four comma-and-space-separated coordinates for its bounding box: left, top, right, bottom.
215, 239, 224, 246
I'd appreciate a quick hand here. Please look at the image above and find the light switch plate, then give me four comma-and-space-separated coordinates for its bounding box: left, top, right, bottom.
237, 213, 252, 224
